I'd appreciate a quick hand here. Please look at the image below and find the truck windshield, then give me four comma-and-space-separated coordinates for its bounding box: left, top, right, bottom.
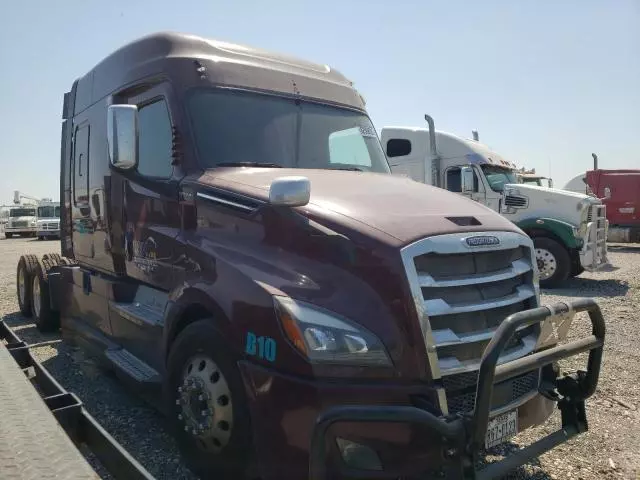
10, 208, 36, 217
187, 89, 390, 173
38, 206, 60, 218
481, 165, 518, 192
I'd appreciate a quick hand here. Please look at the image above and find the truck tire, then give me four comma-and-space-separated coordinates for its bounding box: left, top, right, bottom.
32, 260, 60, 332
5, 232, 12, 239
16, 254, 39, 317
165, 320, 255, 480
570, 263, 585, 278
533, 237, 570, 288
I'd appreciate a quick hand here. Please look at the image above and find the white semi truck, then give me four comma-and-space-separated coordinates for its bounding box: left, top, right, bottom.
380, 115, 608, 288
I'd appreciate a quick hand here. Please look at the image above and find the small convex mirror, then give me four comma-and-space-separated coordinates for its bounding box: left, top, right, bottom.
107, 104, 139, 170
269, 176, 311, 207
461, 166, 475, 193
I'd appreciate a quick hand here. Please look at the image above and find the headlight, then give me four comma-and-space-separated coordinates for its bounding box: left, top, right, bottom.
274, 296, 392, 366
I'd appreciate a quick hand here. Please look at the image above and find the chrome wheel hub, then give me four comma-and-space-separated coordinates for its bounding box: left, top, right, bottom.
18, 267, 25, 305
535, 248, 557, 280
32, 275, 40, 318
176, 355, 232, 453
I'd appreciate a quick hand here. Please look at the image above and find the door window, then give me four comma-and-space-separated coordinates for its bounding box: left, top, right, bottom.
137, 100, 173, 178
73, 125, 90, 205
446, 167, 479, 192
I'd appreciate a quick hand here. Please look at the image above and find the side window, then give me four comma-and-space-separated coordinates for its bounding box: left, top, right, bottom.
446, 167, 480, 193
137, 99, 173, 178
386, 138, 412, 158
73, 125, 90, 205
446, 167, 462, 192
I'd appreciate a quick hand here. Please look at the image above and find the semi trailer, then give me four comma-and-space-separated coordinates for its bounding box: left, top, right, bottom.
16, 32, 606, 480
0, 314, 154, 479
381, 118, 609, 288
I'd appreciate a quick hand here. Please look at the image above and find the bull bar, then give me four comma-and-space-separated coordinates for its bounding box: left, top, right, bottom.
309, 298, 605, 480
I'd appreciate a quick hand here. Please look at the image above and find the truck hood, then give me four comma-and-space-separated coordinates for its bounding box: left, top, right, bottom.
504, 183, 600, 225
199, 168, 521, 246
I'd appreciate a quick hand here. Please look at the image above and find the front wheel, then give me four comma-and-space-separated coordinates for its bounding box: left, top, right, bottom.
533, 237, 571, 288
165, 320, 256, 479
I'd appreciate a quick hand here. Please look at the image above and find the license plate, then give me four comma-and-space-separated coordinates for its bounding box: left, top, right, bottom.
485, 409, 518, 449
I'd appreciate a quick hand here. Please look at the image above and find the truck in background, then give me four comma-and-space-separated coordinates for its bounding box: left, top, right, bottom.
36, 200, 61, 240
4, 204, 37, 238
16, 32, 606, 480
585, 153, 640, 243
381, 116, 609, 288
516, 170, 553, 189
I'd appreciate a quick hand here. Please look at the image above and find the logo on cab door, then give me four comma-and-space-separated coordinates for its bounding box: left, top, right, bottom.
465, 235, 500, 247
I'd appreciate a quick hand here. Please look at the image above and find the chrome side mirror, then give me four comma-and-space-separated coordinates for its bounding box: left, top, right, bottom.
269, 176, 311, 207
107, 104, 139, 170
461, 166, 475, 193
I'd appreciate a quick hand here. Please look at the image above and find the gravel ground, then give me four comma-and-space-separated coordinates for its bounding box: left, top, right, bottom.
0, 236, 638, 480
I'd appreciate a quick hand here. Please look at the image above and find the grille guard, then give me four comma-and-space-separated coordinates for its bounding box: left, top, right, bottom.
308, 298, 605, 480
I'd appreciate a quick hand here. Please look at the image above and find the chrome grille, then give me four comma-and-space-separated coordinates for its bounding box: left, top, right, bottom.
445, 370, 540, 414
401, 231, 540, 414
12, 221, 27, 228
504, 195, 528, 208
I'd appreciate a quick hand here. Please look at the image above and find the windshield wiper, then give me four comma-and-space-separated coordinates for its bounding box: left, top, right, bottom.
216, 162, 283, 168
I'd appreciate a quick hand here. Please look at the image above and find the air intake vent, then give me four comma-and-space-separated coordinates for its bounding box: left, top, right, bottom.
505, 195, 528, 208
446, 216, 481, 226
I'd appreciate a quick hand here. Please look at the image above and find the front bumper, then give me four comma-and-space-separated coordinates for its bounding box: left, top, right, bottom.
309, 298, 605, 480
580, 205, 609, 271
5, 226, 37, 234
37, 230, 61, 238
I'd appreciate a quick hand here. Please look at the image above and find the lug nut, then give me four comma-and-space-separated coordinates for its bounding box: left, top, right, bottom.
175, 399, 181, 405
178, 387, 183, 393
184, 426, 189, 432
201, 409, 209, 416
198, 394, 205, 401
192, 428, 197, 435
178, 414, 183, 420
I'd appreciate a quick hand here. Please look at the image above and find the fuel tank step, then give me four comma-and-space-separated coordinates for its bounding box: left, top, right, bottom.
105, 348, 161, 384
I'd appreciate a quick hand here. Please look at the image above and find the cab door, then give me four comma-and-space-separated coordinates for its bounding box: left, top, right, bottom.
444, 166, 489, 206
119, 83, 183, 291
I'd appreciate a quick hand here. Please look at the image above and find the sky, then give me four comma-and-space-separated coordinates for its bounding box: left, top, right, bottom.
0, 0, 638, 204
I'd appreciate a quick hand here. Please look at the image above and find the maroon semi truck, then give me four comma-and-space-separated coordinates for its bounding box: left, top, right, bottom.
16, 32, 605, 480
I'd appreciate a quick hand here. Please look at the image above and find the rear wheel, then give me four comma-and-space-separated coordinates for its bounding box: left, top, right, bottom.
533, 237, 570, 288
165, 320, 255, 479
32, 261, 60, 332
5, 233, 12, 239
16, 254, 39, 316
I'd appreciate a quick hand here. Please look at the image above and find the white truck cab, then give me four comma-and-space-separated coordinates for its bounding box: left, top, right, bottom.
517, 173, 553, 189
4, 205, 37, 238
36, 200, 61, 240
381, 116, 609, 287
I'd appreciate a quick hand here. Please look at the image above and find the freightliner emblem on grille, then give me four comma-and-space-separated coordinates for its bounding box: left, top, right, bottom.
465, 235, 500, 247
